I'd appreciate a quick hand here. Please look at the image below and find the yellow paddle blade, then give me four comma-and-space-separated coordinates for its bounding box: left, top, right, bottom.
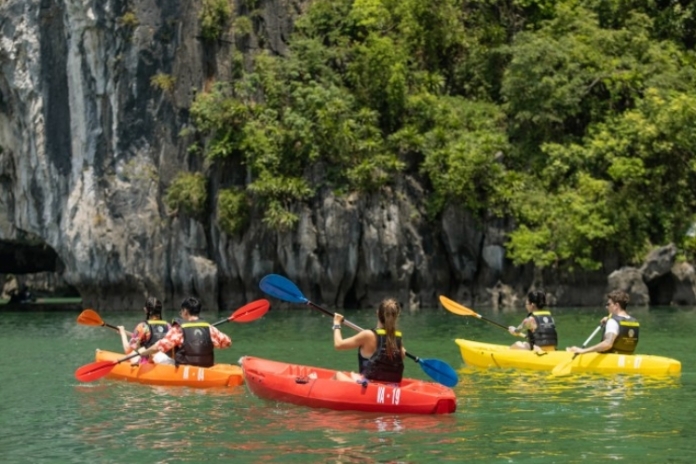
552, 325, 602, 376
439, 295, 480, 317
76, 309, 104, 326
551, 361, 572, 377
551, 355, 578, 377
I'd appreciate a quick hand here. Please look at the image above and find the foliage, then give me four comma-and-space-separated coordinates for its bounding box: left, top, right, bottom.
200, 0, 232, 41
150, 73, 176, 93
416, 96, 509, 217
497, 3, 696, 268
217, 188, 249, 235
186, 0, 696, 269
165, 173, 207, 217
234, 16, 253, 38
118, 11, 139, 28
506, 171, 614, 270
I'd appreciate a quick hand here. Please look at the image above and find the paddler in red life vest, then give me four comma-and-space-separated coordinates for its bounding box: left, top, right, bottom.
136, 297, 231, 367
118, 296, 172, 365
567, 289, 639, 355
508, 290, 558, 353
332, 298, 406, 384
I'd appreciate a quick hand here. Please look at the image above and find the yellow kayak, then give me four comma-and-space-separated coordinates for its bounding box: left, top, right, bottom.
455, 339, 681, 375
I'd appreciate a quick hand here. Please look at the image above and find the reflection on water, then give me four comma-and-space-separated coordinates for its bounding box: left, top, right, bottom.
458, 366, 681, 397
450, 366, 690, 463
214, 402, 460, 462
71, 379, 464, 463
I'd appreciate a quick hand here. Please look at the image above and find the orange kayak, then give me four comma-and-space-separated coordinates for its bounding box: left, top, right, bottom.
240, 356, 456, 414
95, 349, 244, 387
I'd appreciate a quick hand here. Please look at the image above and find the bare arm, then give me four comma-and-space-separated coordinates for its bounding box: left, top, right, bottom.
508, 317, 534, 337
332, 312, 375, 350
118, 326, 132, 353
334, 329, 373, 350
210, 325, 232, 349
568, 333, 615, 354
138, 326, 181, 357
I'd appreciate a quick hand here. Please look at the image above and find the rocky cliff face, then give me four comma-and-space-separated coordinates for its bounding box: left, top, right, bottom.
0, 0, 213, 310
1, 0, 694, 310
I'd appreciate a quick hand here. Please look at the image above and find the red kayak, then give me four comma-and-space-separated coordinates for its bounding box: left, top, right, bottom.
240, 356, 456, 415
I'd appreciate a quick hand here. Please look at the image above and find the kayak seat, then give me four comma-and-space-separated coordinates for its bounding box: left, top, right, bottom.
283, 365, 308, 376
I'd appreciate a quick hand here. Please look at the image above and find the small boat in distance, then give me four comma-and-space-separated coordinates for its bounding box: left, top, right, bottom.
0, 296, 83, 311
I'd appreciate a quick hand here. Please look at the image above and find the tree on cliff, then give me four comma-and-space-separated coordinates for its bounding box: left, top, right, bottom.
175, 0, 696, 272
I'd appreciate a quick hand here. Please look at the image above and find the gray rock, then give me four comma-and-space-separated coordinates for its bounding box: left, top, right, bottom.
670, 262, 696, 305
607, 267, 650, 306
640, 244, 677, 281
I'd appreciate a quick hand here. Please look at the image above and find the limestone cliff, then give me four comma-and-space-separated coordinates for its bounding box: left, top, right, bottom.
1, 0, 694, 310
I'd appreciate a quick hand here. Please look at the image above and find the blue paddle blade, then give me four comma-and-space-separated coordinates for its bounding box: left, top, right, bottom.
259, 274, 309, 304
417, 358, 459, 388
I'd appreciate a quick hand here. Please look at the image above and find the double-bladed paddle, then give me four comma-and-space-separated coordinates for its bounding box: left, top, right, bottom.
77, 309, 132, 336
551, 323, 604, 377
74, 298, 270, 383
439, 295, 510, 331
259, 274, 459, 388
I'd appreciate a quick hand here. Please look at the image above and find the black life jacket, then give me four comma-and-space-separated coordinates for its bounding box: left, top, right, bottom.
527, 311, 558, 348
174, 319, 214, 367
143, 320, 169, 349
359, 329, 404, 383
602, 314, 640, 354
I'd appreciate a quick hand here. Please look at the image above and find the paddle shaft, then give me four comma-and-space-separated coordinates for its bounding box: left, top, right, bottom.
571, 324, 604, 359
478, 315, 510, 331
551, 323, 605, 376
98, 321, 133, 338
306, 301, 422, 363
580, 324, 604, 347
104, 306, 263, 335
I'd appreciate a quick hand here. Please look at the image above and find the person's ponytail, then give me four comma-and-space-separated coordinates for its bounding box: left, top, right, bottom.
378, 299, 401, 358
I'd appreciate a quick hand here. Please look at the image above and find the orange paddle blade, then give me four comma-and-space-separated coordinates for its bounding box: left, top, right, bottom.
75, 351, 139, 382
439, 295, 510, 331
76, 309, 104, 327
228, 299, 270, 323
439, 296, 480, 317
74, 360, 117, 382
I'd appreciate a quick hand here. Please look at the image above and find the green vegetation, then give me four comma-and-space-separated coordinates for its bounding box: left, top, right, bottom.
217, 188, 249, 234
200, 0, 232, 41
179, 0, 696, 270
123, 159, 158, 183
234, 16, 253, 39
118, 11, 139, 28
150, 73, 176, 93
165, 173, 207, 217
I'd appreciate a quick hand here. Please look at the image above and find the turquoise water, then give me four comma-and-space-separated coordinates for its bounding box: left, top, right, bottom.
0, 304, 693, 463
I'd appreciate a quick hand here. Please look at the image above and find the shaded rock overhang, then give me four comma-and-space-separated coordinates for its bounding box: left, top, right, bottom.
0, 239, 59, 274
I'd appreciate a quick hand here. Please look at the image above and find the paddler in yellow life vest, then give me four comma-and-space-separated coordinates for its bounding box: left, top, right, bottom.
118, 297, 172, 365
332, 298, 406, 384
567, 289, 639, 355
508, 290, 558, 353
